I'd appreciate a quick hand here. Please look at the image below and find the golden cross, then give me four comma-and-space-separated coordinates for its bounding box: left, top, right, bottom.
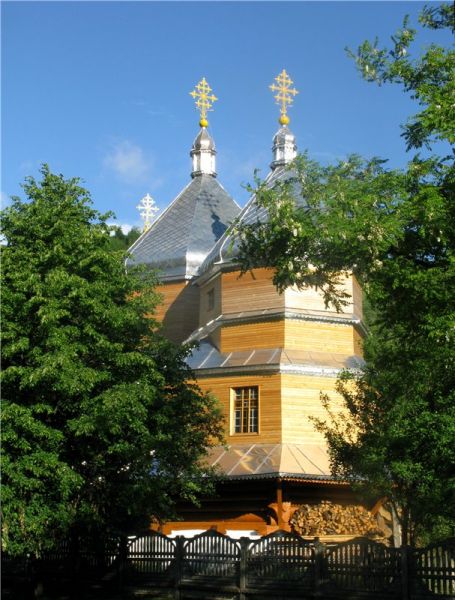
269, 69, 299, 125
136, 193, 159, 232
190, 77, 218, 127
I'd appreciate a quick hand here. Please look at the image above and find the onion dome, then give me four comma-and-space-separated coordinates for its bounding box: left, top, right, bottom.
191, 127, 216, 178
127, 77, 240, 281
271, 125, 297, 170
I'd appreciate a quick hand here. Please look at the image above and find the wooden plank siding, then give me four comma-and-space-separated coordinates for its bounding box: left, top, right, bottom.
220, 320, 285, 353
352, 275, 363, 319
196, 372, 344, 447
198, 273, 222, 327
196, 374, 282, 444
353, 328, 364, 356
155, 281, 200, 344
284, 276, 355, 315
285, 320, 358, 355
220, 269, 362, 321
221, 268, 284, 315
281, 374, 343, 445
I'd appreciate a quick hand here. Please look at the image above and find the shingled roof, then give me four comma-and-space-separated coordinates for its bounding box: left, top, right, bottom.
127, 174, 240, 281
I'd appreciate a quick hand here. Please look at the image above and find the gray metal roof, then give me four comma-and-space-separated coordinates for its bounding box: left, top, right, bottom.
199, 164, 301, 276
127, 175, 240, 280
186, 339, 363, 377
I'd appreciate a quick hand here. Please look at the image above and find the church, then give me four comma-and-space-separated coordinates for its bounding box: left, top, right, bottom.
127, 73, 393, 542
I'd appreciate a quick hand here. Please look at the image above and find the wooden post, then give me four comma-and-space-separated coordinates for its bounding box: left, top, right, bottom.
313, 537, 325, 597
277, 479, 283, 528
401, 545, 410, 600
117, 534, 128, 593
239, 537, 249, 600
174, 536, 184, 600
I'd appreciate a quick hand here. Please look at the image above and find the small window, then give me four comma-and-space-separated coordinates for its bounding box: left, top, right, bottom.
207, 288, 215, 311
233, 387, 259, 434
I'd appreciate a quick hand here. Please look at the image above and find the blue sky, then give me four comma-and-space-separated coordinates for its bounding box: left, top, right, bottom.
2, 1, 452, 231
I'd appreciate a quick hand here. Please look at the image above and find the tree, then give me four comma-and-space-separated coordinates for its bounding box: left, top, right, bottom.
1, 166, 223, 556
235, 4, 454, 544
108, 225, 141, 252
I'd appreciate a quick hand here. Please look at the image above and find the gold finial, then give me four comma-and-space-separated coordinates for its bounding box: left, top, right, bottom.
269, 69, 299, 125
136, 193, 159, 232
190, 77, 217, 128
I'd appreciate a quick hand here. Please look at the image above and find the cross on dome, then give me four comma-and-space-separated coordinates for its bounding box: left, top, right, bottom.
136, 193, 159, 232
269, 69, 299, 125
190, 77, 218, 128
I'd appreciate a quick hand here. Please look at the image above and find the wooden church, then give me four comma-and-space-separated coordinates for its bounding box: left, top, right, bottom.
127, 74, 394, 543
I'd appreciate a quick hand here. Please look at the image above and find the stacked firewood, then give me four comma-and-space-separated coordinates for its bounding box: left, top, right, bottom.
290, 501, 390, 538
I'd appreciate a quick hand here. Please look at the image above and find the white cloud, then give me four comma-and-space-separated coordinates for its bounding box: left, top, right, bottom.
103, 140, 152, 184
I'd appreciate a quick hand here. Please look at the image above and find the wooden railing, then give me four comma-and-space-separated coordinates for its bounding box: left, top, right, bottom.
2, 530, 455, 599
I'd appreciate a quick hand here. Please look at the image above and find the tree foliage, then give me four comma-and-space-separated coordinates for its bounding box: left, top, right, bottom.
1, 166, 223, 556
235, 4, 454, 544
108, 225, 141, 252
348, 3, 454, 151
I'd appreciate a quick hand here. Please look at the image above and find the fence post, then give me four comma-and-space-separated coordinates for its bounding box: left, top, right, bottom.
174, 536, 184, 600
401, 545, 411, 600
117, 534, 128, 592
313, 537, 325, 597
239, 537, 249, 600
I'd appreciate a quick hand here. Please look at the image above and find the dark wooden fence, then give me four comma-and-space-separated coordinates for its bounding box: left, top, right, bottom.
2, 530, 454, 599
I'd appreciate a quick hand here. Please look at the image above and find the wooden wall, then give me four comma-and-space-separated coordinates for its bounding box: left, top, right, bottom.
281, 374, 342, 445
196, 372, 345, 447
197, 373, 282, 444
222, 268, 284, 315
353, 328, 364, 356
284, 276, 355, 315
156, 280, 200, 344
198, 274, 222, 327
352, 276, 363, 319
220, 320, 284, 353
285, 320, 357, 355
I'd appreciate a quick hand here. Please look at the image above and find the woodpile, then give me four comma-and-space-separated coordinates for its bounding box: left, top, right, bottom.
290, 501, 392, 539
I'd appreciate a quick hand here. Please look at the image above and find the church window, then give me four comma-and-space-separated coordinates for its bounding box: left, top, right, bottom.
207, 288, 215, 311
232, 386, 259, 433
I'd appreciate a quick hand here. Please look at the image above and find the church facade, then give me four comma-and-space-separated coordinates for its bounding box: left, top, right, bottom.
128, 74, 393, 542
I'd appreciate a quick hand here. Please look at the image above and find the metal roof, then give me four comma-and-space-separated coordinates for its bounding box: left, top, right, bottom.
205, 443, 333, 481
199, 165, 302, 276
127, 175, 240, 280
186, 339, 363, 376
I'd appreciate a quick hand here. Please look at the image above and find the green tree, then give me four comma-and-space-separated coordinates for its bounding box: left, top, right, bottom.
1, 166, 223, 556
235, 4, 454, 544
108, 225, 141, 252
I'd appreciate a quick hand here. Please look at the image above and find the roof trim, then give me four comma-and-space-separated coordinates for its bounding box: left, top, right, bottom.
184, 307, 366, 345
216, 472, 348, 484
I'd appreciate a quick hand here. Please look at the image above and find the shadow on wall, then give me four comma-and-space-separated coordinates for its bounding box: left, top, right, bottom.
162, 283, 200, 344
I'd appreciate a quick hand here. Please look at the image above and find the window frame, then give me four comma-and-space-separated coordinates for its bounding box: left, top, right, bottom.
231, 386, 260, 435
207, 288, 215, 311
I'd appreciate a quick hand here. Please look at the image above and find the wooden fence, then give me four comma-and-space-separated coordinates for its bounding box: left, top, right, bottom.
2, 530, 455, 599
